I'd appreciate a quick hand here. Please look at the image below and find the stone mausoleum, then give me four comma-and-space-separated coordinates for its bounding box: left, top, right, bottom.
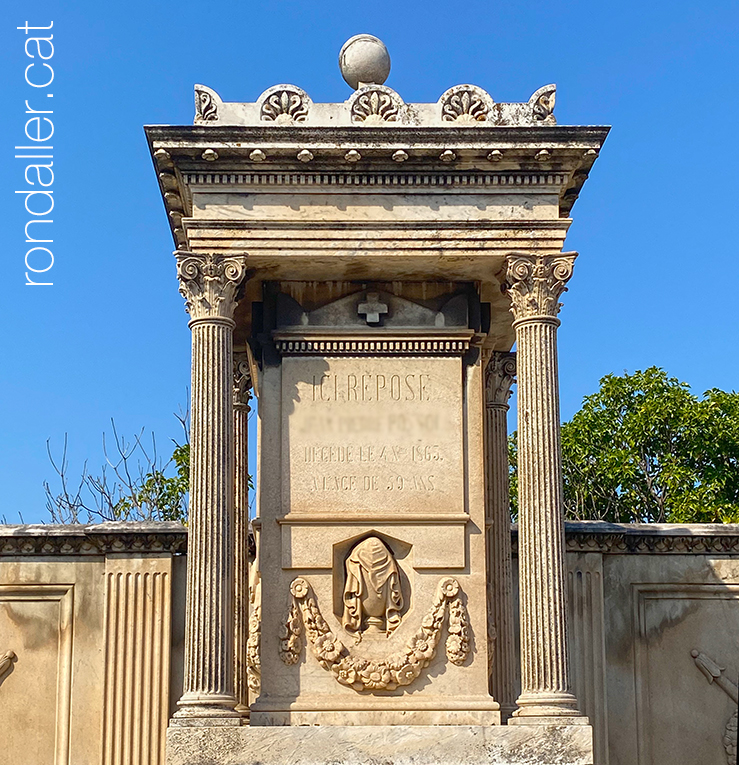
6, 34, 739, 765
149, 34, 606, 764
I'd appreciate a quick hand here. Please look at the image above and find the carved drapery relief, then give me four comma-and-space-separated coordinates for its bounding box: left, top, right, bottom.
260, 87, 309, 124
441, 86, 491, 124
504, 253, 577, 323
484, 351, 516, 408
279, 577, 469, 692
0, 650, 16, 688
692, 649, 738, 764
342, 536, 403, 638
175, 251, 247, 321
351, 87, 401, 124
194, 85, 219, 123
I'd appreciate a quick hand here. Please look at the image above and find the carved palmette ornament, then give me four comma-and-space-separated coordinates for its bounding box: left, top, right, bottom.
440, 85, 492, 124
529, 84, 556, 125
259, 85, 310, 124
279, 577, 470, 692
350, 86, 402, 125
194, 84, 220, 123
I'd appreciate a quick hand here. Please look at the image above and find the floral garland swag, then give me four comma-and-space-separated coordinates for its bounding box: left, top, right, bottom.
279, 576, 470, 692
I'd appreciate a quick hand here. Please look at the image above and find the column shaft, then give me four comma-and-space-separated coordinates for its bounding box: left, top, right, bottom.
483, 352, 517, 720
173, 250, 247, 724
505, 252, 583, 722
233, 355, 252, 715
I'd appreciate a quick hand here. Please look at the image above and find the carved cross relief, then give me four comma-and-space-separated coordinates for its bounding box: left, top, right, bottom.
357, 293, 388, 324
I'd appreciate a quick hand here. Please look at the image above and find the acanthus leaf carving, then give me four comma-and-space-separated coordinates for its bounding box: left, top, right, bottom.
194, 84, 220, 123
504, 253, 576, 323
259, 86, 310, 124
485, 351, 516, 408
441, 86, 491, 124
175, 251, 247, 321
233, 352, 252, 411
279, 577, 469, 692
350, 86, 401, 125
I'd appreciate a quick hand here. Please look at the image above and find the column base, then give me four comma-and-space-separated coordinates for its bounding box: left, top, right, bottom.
172, 692, 242, 727
167, 724, 594, 765
510, 691, 587, 726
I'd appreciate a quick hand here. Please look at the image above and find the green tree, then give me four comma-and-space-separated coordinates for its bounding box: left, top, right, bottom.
509, 367, 739, 523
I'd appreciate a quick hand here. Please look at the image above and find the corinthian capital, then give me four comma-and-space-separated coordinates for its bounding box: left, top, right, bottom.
504, 253, 577, 323
485, 351, 516, 408
233, 352, 252, 411
176, 251, 247, 321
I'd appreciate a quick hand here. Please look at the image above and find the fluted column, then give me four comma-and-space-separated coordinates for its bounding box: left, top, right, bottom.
233, 354, 252, 716
505, 252, 583, 722
483, 350, 517, 721
173, 251, 247, 723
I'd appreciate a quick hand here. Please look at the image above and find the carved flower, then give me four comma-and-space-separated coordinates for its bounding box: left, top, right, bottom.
446, 635, 463, 655
333, 662, 358, 686
409, 635, 435, 661
290, 578, 309, 599
315, 633, 343, 663
395, 663, 418, 685
359, 662, 392, 690
421, 613, 436, 630
439, 578, 459, 598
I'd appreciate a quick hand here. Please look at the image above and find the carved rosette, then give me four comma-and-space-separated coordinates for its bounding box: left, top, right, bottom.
233, 353, 252, 412
530, 84, 556, 125
350, 86, 402, 124
504, 253, 577, 324
279, 577, 469, 692
176, 251, 247, 322
259, 86, 310, 124
194, 84, 220, 123
441, 86, 491, 124
485, 351, 516, 409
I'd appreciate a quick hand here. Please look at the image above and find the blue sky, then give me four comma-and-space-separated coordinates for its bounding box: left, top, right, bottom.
1, 0, 737, 523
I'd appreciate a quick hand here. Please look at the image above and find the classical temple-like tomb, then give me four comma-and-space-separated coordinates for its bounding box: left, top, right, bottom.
147, 34, 607, 764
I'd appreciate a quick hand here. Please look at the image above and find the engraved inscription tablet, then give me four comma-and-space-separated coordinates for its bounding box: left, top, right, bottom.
282, 356, 464, 515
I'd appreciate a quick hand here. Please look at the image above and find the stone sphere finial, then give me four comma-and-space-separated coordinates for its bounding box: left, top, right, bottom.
339, 34, 391, 90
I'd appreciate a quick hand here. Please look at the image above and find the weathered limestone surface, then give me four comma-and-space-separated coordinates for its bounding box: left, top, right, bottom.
483, 351, 517, 720
173, 251, 247, 723
505, 254, 583, 722
167, 725, 594, 765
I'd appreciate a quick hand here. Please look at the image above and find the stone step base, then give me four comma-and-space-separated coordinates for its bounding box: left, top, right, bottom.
167, 724, 594, 765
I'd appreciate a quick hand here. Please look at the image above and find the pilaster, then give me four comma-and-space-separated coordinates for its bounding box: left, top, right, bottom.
483, 350, 517, 720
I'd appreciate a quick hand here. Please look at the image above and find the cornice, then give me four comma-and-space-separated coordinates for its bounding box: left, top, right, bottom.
512, 522, 739, 555
0, 522, 187, 556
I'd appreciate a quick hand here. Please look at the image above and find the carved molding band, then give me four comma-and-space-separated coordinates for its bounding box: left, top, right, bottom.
279, 577, 469, 692
274, 337, 471, 357
182, 171, 568, 188
485, 351, 516, 408
504, 253, 577, 323
176, 251, 247, 322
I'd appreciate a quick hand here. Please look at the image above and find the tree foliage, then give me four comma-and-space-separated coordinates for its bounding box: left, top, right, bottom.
44, 414, 190, 524
509, 367, 739, 523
